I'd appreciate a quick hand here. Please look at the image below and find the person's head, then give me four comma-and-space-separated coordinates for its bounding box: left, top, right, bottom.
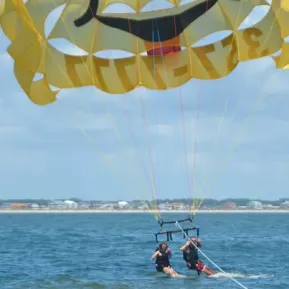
189, 236, 198, 247
159, 241, 168, 252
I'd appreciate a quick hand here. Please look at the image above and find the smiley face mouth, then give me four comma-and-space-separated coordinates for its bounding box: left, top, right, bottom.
74, 0, 219, 42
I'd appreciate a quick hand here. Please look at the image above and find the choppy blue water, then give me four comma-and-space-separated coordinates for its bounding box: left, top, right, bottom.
0, 213, 288, 289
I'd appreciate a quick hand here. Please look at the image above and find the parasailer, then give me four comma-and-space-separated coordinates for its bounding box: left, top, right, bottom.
151, 241, 181, 278
180, 236, 214, 276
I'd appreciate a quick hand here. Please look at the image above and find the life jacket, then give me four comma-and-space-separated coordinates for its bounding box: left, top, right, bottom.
156, 247, 171, 266
183, 244, 199, 262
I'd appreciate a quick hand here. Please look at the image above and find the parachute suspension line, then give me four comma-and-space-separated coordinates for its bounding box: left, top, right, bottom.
186, 0, 244, 214
195, 0, 245, 205
178, 77, 193, 211
154, 18, 192, 219
120, 95, 155, 204
175, 222, 248, 289
190, 92, 201, 214
140, 23, 160, 218
155, 16, 202, 220
106, 109, 158, 218
17, 4, 158, 218
27, 0, 156, 213
108, 18, 156, 201
202, 88, 269, 199
62, 107, 157, 217
195, 195, 205, 213
153, 19, 180, 221
123, 20, 158, 216
196, 3, 280, 203
15, 0, 281, 218
171, 15, 201, 216
154, 16, 192, 215
86, 3, 157, 207
156, 24, 168, 84
199, 6, 282, 200
57, 3, 159, 216
127, 19, 161, 218
170, 16, 193, 210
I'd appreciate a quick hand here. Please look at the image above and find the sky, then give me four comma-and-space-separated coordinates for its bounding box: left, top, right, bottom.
0, 0, 289, 202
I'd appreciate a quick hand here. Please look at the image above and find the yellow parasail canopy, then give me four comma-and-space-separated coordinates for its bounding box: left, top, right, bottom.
0, 0, 289, 105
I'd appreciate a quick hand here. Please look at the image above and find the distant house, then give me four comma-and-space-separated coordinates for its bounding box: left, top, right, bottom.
11, 203, 28, 209
118, 201, 128, 208
78, 202, 90, 209
171, 202, 185, 210
223, 202, 237, 210
280, 201, 289, 209
262, 204, 279, 210
64, 200, 78, 209
30, 203, 40, 209
99, 203, 115, 210
158, 203, 172, 210
138, 204, 148, 210
247, 201, 263, 210
0, 202, 12, 209
48, 200, 67, 209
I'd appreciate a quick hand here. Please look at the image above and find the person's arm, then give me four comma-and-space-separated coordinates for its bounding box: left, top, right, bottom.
179, 240, 190, 251
151, 250, 160, 260
197, 239, 202, 247
166, 248, 172, 258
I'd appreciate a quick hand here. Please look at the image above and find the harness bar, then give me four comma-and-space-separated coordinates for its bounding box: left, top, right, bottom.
157, 215, 194, 227
154, 226, 200, 243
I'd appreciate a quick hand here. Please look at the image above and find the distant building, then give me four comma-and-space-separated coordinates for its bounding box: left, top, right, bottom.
280, 201, 289, 209
171, 202, 185, 210
0, 202, 12, 209
30, 203, 40, 209
64, 200, 78, 209
118, 201, 128, 208
158, 203, 172, 210
262, 204, 279, 210
11, 203, 28, 209
247, 201, 263, 210
223, 202, 237, 210
138, 204, 148, 210
48, 200, 67, 209
78, 202, 90, 209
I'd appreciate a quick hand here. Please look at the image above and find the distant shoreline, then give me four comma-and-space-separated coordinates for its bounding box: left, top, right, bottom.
0, 209, 288, 214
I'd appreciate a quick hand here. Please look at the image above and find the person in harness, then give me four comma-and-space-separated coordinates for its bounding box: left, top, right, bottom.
151, 241, 180, 278
179, 236, 214, 276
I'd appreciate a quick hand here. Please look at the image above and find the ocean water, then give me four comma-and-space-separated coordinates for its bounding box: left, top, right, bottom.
0, 212, 288, 289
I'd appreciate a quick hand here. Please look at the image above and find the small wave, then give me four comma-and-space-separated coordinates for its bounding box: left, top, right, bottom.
209, 272, 274, 279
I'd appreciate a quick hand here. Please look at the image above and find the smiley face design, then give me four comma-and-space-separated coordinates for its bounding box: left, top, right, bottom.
74, 0, 220, 42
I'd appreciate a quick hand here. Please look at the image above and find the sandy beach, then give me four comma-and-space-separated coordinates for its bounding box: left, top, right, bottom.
0, 209, 288, 214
